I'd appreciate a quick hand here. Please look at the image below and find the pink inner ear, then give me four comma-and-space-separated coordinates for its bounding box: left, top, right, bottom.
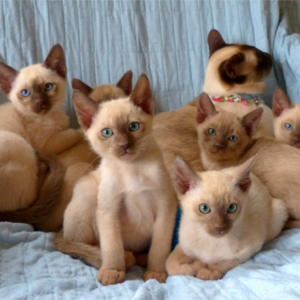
177, 178, 192, 195
237, 172, 251, 192
78, 107, 94, 129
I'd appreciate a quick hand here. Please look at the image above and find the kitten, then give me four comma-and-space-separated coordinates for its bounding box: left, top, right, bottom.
153, 29, 273, 188
0, 44, 82, 155
0, 44, 76, 224
272, 87, 300, 147
197, 93, 300, 229
166, 157, 288, 280
197, 93, 263, 170
55, 74, 177, 285
39, 72, 133, 232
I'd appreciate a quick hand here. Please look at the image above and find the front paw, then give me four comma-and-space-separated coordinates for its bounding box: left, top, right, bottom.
143, 270, 168, 283
97, 268, 125, 285
124, 251, 136, 270
196, 268, 224, 281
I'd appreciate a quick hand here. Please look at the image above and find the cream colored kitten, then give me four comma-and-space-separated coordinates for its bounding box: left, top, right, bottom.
55, 74, 177, 285
39, 72, 133, 232
272, 87, 300, 147
166, 157, 288, 280
0, 45, 76, 224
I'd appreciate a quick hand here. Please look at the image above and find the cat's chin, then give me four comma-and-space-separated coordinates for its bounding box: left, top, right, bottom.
117, 152, 136, 161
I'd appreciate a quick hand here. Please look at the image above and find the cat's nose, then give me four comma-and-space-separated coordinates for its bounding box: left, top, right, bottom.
214, 143, 224, 150
119, 143, 129, 152
216, 226, 226, 234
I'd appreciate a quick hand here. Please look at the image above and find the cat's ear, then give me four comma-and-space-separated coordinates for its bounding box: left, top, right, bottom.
130, 74, 154, 114
44, 44, 67, 78
174, 157, 198, 195
241, 107, 263, 137
233, 156, 256, 193
221, 53, 245, 79
196, 92, 217, 123
117, 70, 133, 96
207, 29, 227, 57
72, 90, 99, 130
0, 62, 18, 94
72, 78, 93, 96
272, 88, 293, 117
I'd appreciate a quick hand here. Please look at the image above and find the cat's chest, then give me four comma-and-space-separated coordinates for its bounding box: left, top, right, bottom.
24, 111, 69, 145
103, 160, 162, 194
180, 223, 245, 264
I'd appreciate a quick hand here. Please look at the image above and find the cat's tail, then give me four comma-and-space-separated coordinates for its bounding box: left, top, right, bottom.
53, 231, 136, 270
0, 152, 65, 224
53, 231, 102, 268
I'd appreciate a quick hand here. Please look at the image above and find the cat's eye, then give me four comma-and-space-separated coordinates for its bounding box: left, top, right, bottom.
101, 128, 113, 138
44, 83, 53, 91
228, 135, 238, 142
199, 203, 211, 214
285, 123, 293, 130
129, 122, 140, 132
208, 128, 216, 135
227, 203, 238, 213
21, 89, 30, 97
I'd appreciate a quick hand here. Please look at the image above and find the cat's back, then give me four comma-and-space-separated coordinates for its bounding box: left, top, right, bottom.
153, 100, 204, 182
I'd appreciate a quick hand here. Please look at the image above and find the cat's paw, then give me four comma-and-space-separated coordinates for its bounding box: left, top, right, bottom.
97, 269, 125, 286
196, 268, 224, 281
125, 251, 136, 270
143, 270, 168, 283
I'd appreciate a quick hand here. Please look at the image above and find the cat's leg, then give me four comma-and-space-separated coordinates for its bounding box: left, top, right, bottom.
197, 259, 244, 280
44, 128, 84, 155
0, 131, 38, 211
143, 192, 178, 283
268, 198, 288, 237
96, 189, 126, 285
166, 245, 204, 276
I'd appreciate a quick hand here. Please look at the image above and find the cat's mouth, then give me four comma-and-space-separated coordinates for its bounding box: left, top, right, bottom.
32, 102, 51, 114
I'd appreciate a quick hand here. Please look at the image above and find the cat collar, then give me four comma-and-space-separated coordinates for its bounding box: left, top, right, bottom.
210, 94, 260, 106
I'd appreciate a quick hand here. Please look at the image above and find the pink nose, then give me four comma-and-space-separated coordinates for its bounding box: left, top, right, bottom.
216, 226, 226, 234
119, 144, 129, 152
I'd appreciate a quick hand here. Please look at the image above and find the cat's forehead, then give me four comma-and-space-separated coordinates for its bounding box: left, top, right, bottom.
15, 64, 58, 85
95, 98, 143, 125
189, 171, 233, 203
206, 112, 240, 131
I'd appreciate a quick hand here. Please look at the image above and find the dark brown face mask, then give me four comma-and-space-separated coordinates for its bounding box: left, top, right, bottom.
207, 29, 273, 85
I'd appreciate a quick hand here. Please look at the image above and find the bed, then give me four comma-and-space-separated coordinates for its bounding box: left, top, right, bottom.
1, 0, 300, 299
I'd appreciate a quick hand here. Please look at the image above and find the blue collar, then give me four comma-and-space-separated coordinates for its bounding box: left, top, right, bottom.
239, 93, 260, 100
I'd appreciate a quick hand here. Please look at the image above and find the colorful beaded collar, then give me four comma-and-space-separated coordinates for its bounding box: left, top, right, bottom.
210, 94, 260, 106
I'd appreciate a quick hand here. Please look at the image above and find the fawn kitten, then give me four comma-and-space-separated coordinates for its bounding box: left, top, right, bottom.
197, 93, 263, 170
272, 87, 300, 148
197, 93, 300, 229
55, 74, 177, 285
0, 45, 75, 224
166, 157, 288, 280
153, 29, 273, 188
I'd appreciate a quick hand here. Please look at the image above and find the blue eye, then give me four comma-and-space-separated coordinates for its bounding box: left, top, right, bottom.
129, 122, 140, 131
21, 89, 30, 97
227, 203, 238, 213
228, 135, 238, 142
44, 83, 53, 91
208, 128, 216, 135
285, 123, 293, 130
101, 128, 113, 138
199, 204, 211, 214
